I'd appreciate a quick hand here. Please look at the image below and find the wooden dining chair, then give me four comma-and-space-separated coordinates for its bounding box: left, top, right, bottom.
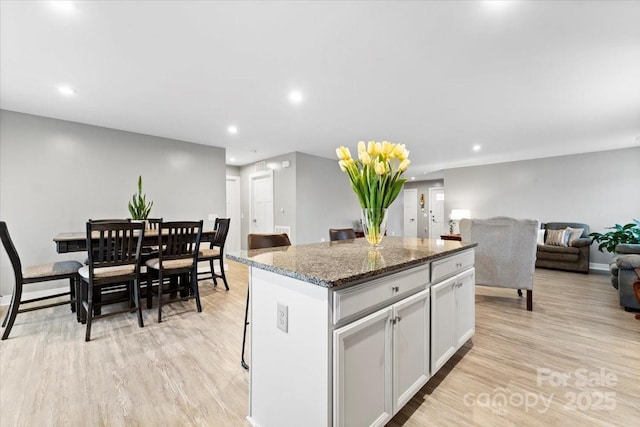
197, 218, 231, 290
145, 220, 203, 322
242, 233, 291, 370
0, 221, 82, 340
329, 228, 357, 241
79, 220, 145, 341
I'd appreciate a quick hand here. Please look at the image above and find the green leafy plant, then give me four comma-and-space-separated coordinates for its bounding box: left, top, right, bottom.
127, 175, 153, 220
589, 219, 640, 253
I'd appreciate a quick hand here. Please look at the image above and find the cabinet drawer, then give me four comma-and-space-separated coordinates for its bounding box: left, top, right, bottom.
334, 265, 429, 324
431, 250, 474, 283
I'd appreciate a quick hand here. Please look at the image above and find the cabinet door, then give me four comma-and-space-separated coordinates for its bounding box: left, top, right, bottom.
430, 276, 457, 374
334, 306, 393, 427
455, 268, 475, 348
393, 288, 430, 413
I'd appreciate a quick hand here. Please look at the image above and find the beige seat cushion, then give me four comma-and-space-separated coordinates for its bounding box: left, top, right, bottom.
145, 258, 194, 271
78, 264, 136, 280
23, 261, 82, 280
198, 248, 220, 258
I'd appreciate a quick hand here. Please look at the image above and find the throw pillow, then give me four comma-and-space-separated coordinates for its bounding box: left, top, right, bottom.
545, 228, 569, 247
537, 229, 546, 245
567, 227, 584, 245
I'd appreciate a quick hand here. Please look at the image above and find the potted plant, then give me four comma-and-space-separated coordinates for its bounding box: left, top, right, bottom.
128, 175, 153, 221
589, 219, 640, 253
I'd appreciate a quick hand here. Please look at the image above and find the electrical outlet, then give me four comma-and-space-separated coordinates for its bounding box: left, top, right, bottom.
277, 302, 288, 333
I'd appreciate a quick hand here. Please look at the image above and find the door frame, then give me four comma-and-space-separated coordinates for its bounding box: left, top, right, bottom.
428, 187, 445, 239
226, 175, 241, 254
403, 188, 418, 237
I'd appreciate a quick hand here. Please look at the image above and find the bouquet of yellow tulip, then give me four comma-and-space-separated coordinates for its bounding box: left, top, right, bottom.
336, 141, 410, 246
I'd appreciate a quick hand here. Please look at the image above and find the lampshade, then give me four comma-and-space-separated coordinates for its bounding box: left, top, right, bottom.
450, 209, 471, 220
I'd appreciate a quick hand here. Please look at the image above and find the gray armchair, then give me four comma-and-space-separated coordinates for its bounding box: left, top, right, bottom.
610, 244, 640, 310
460, 217, 539, 311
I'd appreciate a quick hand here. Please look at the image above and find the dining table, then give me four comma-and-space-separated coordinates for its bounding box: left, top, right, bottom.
53, 228, 218, 253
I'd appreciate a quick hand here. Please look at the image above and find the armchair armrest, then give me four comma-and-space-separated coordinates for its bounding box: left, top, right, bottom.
617, 254, 640, 270
571, 237, 592, 248
615, 244, 640, 254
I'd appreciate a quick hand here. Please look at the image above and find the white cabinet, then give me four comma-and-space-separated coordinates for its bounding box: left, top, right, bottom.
430, 267, 475, 374
334, 306, 393, 427
334, 289, 430, 427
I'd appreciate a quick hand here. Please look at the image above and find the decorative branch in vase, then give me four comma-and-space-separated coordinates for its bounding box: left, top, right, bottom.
336, 141, 410, 247
128, 175, 154, 221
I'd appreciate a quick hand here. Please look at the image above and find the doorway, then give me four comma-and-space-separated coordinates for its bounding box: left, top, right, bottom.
250, 171, 274, 234
403, 189, 417, 237
428, 187, 445, 239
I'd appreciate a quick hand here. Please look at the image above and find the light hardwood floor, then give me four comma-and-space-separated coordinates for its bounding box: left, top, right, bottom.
1, 263, 638, 426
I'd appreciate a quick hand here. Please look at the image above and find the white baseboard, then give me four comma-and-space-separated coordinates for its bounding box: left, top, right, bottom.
589, 263, 609, 273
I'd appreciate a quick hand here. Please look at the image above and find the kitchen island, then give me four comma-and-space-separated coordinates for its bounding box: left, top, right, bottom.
228, 237, 477, 427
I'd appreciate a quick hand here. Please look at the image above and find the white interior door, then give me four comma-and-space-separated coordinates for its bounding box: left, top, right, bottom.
225, 175, 241, 253
403, 189, 417, 237
250, 171, 274, 234
428, 187, 445, 239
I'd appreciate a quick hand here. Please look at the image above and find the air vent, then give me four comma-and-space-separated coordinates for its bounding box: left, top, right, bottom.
255, 161, 266, 172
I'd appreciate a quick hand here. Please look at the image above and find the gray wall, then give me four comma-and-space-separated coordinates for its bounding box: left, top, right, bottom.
296, 152, 361, 244
0, 110, 226, 295
444, 147, 640, 266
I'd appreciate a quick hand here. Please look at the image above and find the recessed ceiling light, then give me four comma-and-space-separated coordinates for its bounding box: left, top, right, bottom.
289, 90, 303, 104
229, 157, 236, 162
58, 86, 76, 96
50, 1, 77, 12
411, 177, 416, 180
227, 125, 238, 135
472, 144, 481, 152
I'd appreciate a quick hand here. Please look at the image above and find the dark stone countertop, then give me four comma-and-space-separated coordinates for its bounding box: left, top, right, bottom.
227, 237, 477, 288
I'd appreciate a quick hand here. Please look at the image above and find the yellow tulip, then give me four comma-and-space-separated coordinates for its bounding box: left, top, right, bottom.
399, 158, 411, 172
336, 146, 352, 161
367, 141, 377, 155
375, 142, 383, 156
359, 150, 372, 165
393, 144, 410, 161
381, 141, 395, 158
357, 141, 366, 155
338, 159, 348, 172
374, 160, 387, 175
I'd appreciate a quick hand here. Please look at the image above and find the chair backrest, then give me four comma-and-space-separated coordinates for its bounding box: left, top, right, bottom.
157, 220, 203, 267
213, 218, 231, 249
329, 228, 356, 241
459, 216, 539, 290
145, 218, 163, 230
0, 221, 23, 282
248, 233, 291, 250
86, 220, 145, 284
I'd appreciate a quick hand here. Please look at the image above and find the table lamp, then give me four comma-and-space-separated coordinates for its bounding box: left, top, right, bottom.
449, 209, 471, 234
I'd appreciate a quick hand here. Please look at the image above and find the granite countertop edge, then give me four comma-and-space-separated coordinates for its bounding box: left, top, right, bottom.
227, 241, 477, 289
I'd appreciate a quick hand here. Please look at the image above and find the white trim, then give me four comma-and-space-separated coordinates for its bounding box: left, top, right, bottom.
589, 263, 609, 273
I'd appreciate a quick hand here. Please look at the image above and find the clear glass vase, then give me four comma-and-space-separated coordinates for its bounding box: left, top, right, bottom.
361, 208, 388, 247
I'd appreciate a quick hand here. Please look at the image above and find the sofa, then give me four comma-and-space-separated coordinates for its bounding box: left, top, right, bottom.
535, 222, 591, 273
609, 244, 640, 311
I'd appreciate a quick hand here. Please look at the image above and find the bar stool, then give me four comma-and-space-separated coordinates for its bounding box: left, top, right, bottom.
242, 233, 291, 370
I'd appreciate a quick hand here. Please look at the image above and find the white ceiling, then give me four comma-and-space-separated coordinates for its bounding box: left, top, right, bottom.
1, 1, 639, 178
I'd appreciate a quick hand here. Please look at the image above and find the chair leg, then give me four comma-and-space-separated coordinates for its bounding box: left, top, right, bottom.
85, 283, 93, 342
210, 259, 217, 287
146, 271, 153, 309
69, 276, 77, 313
157, 271, 164, 323
1, 282, 22, 340
527, 290, 533, 311
1, 283, 18, 328
241, 286, 250, 370
218, 258, 229, 291
134, 279, 144, 328
192, 269, 202, 313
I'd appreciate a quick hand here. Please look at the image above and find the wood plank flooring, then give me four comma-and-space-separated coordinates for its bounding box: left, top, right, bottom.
1, 263, 638, 426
